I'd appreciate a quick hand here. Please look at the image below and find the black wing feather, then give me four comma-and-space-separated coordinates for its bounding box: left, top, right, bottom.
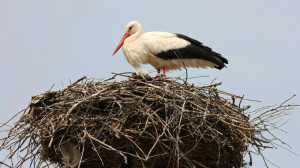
156, 33, 228, 70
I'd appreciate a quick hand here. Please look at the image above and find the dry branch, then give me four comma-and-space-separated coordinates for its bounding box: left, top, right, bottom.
0, 72, 296, 168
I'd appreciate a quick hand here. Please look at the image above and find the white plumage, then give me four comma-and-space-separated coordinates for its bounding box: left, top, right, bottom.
113, 21, 228, 76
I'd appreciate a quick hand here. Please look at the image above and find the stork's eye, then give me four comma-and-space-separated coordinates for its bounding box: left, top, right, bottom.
128, 26, 133, 31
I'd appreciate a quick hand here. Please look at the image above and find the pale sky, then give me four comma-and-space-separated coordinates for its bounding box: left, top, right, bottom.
1, 1, 300, 167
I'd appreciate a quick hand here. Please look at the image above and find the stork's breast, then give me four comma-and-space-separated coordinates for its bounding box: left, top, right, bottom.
122, 42, 149, 68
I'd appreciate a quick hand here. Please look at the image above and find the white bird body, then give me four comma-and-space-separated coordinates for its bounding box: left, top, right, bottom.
113, 21, 228, 75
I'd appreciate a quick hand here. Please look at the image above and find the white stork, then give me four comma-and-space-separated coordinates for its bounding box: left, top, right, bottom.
112, 21, 228, 78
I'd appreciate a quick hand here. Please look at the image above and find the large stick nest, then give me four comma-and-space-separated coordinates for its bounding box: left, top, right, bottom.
0, 72, 295, 168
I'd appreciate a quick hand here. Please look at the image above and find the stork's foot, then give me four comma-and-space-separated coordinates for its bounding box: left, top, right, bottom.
153, 73, 166, 80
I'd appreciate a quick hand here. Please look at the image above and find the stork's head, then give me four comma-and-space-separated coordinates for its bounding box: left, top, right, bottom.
112, 21, 143, 56
125, 21, 143, 35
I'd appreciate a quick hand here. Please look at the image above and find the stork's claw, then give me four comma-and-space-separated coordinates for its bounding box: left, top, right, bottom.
153, 73, 166, 80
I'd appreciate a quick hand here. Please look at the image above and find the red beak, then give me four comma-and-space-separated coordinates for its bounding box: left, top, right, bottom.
112, 33, 130, 56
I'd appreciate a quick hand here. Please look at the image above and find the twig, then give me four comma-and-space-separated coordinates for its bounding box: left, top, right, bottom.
84, 131, 128, 164
174, 50, 188, 84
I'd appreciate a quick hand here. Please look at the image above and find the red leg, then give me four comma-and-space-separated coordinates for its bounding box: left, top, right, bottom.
153, 69, 161, 78
153, 68, 166, 80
